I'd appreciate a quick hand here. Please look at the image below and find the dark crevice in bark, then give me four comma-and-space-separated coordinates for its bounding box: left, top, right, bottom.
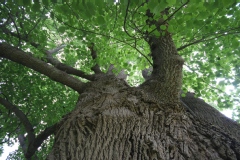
46, 77, 240, 159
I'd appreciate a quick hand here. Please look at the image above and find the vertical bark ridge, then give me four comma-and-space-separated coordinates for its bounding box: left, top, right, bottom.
141, 33, 184, 104
47, 78, 240, 160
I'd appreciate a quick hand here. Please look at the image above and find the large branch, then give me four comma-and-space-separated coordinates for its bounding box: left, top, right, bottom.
0, 97, 35, 147
25, 123, 58, 158
181, 92, 240, 141
46, 57, 96, 81
0, 96, 59, 158
0, 27, 95, 81
45, 45, 95, 81
0, 43, 87, 93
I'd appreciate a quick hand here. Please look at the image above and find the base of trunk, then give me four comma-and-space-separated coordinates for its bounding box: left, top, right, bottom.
47, 77, 240, 160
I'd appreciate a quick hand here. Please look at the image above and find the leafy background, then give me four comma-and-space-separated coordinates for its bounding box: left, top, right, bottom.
0, 0, 239, 158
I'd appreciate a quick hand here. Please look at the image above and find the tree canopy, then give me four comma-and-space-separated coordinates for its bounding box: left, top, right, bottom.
0, 0, 240, 159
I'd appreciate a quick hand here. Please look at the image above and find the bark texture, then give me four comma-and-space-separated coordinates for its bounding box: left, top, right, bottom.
141, 33, 184, 104
47, 75, 240, 160
46, 28, 240, 160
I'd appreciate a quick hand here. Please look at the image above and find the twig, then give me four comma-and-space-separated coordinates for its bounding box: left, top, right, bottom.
49, 9, 153, 65
149, 0, 190, 35
177, 29, 240, 51
9, 14, 21, 46
123, 0, 134, 38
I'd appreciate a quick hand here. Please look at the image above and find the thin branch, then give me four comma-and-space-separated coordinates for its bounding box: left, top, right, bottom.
123, 0, 134, 38
149, 0, 189, 35
88, 43, 103, 74
2, 3, 21, 46
187, 10, 220, 43
164, 0, 189, 23
45, 45, 96, 80
27, 18, 42, 37
193, 26, 240, 41
9, 14, 21, 46
110, 3, 118, 32
0, 97, 35, 145
50, 9, 153, 65
177, 29, 240, 51
0, 94, 59, 159
0, 139, 9, 145
66, 2, 80, 19
0, 26, 40, 48
0, 43, 87, 93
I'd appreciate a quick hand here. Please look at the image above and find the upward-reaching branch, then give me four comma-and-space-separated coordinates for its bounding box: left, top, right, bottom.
25, 123, 58, 159
141, 8, 184, 104
88, 43, 103, 74
45, 45, 96, 81
0, 43, 87, 93
0, 97, 35, 146
0, 95, 59, 158
0, 26, 96, 81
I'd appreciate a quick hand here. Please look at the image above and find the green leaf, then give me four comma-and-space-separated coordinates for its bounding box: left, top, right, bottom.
222, 0, 235, 7
23, 0, 31, 5
42, 0, 49, 6
32, 3, 41, 12
58, 26, 66, 33
147, 0, 156, 11
97, 16, 105, 24
167, 25, 174, 33
163, 15, 168, 20
167, 0, 176, 5
232, 39, 239, 48
153, 30, 160, 37
160, 25, 167, 30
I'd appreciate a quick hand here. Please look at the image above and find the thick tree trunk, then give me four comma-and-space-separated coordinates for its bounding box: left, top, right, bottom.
46, 33, 240, 160
46, 75, 240, 159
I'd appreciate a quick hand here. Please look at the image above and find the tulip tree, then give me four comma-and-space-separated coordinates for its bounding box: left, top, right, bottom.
0, 0, 240, 159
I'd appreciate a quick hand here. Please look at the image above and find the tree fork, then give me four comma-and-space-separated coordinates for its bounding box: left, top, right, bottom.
141, 33, 184, 104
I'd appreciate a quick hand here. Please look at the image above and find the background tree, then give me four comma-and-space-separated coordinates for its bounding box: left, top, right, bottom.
0, 0, 240, 159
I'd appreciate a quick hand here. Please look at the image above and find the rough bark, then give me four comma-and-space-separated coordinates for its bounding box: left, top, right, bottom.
1, 3, 239, 160
46, 75, 240, 160
140, 33, 184, 104
45, 27, 240, 160
181, 92, 240, 141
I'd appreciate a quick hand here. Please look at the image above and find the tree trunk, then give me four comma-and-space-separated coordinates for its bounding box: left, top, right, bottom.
46, 34, 240, 160
46, 75, 240, 160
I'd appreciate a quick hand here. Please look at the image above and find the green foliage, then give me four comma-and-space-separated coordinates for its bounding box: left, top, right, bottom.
0, 0, 240, 158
